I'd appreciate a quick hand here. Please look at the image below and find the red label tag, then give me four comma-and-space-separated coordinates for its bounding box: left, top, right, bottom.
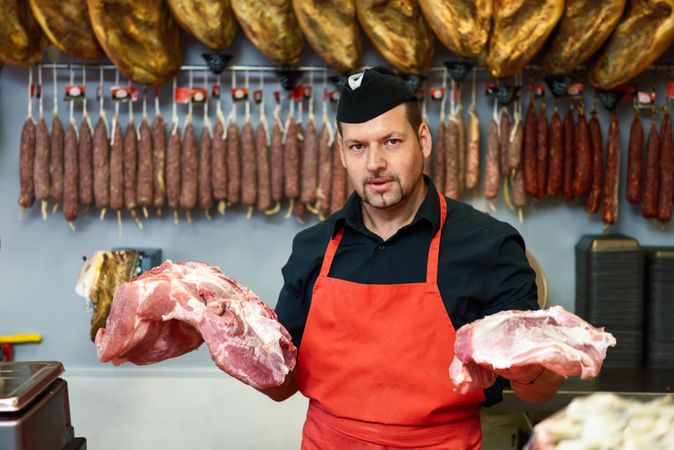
175, 87, 207, 104
302, 86, 312, 100
614, 83, 637, 99
253, 89, 263, 104
231, 87, 248, 102
30, 84, 41, 99
534, 83, 545, 97
416, 88, 426, 101
211, 84, 221, 99
292, 85, 304, 102
637, 91, 656, 107
65, 85, 86, 101
567, 83, 584, 97
274, 91, 281, 104
429, 87, 445, 101
111, 86, 138, 102
325, 88, 340, 102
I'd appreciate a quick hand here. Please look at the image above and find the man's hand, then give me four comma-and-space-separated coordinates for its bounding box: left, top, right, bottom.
259, 369, 298, 402
494, 364, 564, 404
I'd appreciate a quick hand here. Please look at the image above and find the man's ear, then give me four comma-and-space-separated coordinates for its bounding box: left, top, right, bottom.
418, 122, 432, 159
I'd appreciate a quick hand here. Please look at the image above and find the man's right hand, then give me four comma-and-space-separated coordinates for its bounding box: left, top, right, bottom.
259, 369, 298, 402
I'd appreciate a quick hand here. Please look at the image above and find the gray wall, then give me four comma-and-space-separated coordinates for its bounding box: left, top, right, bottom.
2, 35, 673, 369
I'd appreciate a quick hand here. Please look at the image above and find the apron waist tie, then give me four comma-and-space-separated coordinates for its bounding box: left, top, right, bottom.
305, 400, 482, 449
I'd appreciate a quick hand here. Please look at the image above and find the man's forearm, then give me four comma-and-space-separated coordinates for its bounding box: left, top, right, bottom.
259, 369, 298, 402
510, 369, 564, 403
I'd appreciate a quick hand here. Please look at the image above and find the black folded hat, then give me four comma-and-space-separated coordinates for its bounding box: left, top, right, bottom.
336, 66, 417, 124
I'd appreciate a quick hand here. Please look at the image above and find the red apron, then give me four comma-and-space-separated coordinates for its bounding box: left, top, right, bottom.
296, 189, 485, 449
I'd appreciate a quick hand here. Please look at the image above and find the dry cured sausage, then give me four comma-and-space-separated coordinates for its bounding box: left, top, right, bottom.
226, 122, 241, 205
180, 123, 198, 210
316, 121, 332, 214
523, 99, 538, 196
300, 118, 319, 205
546, 109, 564, 197
49, 117, 64, 208
63, 121, 79, 222
563, 109, 575, 200
536, 101, 548, 198
78, 118, 94, 207
585, 112, 603, 214
19, 118, 36, 208
92, 116, 109, 211
573, 109, 592, 197
256, 120, 272, 212
642, 120, 661, 218
626, 114, 644, 203
484, 111, 500, 199
151, 114, 166, 210
658, 111, 674, 222
601, 113, 621, 224
211, 116, 227, 211
198, 125, 213, 212
137, 118, 153, 212
241, 120, 257, 208
166, 124, 181, 212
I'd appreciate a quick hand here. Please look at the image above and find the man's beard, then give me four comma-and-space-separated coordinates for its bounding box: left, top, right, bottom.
361, 177, 405, 209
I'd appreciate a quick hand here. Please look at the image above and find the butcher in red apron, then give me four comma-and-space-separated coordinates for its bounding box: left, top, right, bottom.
265, 67, 563, 449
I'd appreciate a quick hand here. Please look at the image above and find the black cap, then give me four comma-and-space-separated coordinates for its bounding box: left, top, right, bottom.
336, 66, 417, 124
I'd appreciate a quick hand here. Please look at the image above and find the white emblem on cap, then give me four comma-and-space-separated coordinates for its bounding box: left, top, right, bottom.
348, 72, 364, 90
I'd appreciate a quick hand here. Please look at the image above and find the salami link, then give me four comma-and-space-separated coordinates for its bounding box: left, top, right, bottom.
546, 109, 564, 197
562, 109, 575, 200
433, 121, 446, 191
211, 117, 227, 206
198, 126, 213, 212
465, 106, 480, 189
63, 122, 79, 222
507, 116, 523, 174
658, 111, 674, 223
573, 111, 592, 197
499, 109, 511, 177
536, 101, 548, 198
78, 119, 94, 207
456, 107, 466, 192
271, 117, 284, 203
151, 115, 167, 209
109, 122, 124, 211
92, 117, 110, 210
137, 118, 154, 209
484, 115, 500, 199
511, 165, 527, 208
330, 138, 347, 214
444, 116, 460, 199
300, 119, 319, 204
241, 120, 257, 207
284, 117, 300, 200
34, 117, 50, 205
316, 122, 332, 214
585, 113, 603, 214
123, 121, 138, 211
256, 120, 272, 212
49, 117, 65, 206
227, 122, 241, 205
523, 100, 538, 196
626, 115, 644, 203
19, 118, 36, 208
601, 113, 621, 225
642, 120, 660, 218
166, 125, 181, 210
180, 123, 198, 210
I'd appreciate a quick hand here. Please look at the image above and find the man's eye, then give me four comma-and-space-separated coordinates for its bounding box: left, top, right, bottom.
387, 139, 401, 145
350, 144, 364, 151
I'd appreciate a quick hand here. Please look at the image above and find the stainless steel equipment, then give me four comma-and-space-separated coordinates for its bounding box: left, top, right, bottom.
0, 361, 86, 450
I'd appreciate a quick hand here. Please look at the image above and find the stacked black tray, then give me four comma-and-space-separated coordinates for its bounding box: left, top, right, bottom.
575, 235, 644, 368
643, 247, 674, 369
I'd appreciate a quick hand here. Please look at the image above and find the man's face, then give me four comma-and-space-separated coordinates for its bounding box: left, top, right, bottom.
338, 104, 431, 210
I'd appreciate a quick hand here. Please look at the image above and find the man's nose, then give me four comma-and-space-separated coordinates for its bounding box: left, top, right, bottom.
366, 146, 386, 172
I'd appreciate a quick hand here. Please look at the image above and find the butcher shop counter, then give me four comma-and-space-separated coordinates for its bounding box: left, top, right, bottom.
492, 367, 674, 414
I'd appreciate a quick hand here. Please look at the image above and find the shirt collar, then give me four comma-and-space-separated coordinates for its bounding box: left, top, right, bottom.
331, 176, 444, 237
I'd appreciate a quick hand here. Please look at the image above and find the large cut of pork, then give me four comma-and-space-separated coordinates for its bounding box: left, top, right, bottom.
96, 260, 296, 389
449, 306, 616, 394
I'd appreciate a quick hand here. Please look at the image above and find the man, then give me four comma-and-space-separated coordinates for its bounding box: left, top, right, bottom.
265, 67, 563, 449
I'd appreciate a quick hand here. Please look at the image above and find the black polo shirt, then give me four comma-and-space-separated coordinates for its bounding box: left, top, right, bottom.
275, 177, 538, 406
